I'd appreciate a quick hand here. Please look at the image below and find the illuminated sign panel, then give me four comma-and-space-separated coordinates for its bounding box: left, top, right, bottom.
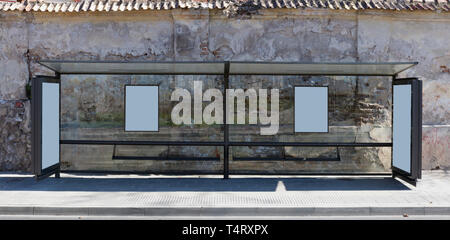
294, 86, 328, 133
42, 82, 60, 169
393, 84, 412, 173
125, 85, 159, 132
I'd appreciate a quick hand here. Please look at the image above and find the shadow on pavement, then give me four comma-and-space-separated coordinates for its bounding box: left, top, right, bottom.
0, 175, 411, 192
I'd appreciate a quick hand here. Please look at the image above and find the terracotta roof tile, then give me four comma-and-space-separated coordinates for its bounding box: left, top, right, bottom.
0, 0, 449, 12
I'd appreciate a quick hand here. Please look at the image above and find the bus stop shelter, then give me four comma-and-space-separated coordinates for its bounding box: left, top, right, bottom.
32, 61, 422, 185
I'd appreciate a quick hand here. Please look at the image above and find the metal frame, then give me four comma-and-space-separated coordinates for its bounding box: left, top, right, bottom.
61, 169, 391, 176
112, 156, 221, 161
32, 61, 422, 182
233, 156, 340, 162
228, 61, 418, 76
39, 60, 225, 75
223, 61, 230, 178
111, 142, 221, 162
39, 60, 418, 76
391, 77, 422, 185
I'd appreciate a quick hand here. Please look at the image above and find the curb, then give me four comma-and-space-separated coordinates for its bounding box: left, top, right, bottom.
1, 206, 450, 217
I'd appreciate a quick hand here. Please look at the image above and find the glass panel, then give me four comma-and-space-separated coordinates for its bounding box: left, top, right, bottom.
40, 61, 416, 76
232, 146, 339, 160
42, 82, 60, 169
59, 73, 394, 174
61, 74, 224, 142
61, 144, 224, 173
125, 86, 159, 131
294, 87, 328, 132
230, 62, 417, 75
229, 146, 391, 174
40, 61, 224, 75
393, 85, 412, 173
60, 74, 224, 173
228, 75, 392, 143
114, 145, 221, 161
227, 75, 392, 173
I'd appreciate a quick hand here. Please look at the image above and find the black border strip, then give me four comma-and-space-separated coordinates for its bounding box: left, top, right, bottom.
61, 170, 391, 176
233, 157, 340, 162
60, 140, 392, 147
112, 156, 220, 161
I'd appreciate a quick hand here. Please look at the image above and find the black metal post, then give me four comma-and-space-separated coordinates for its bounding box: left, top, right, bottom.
223, 61, 230, 179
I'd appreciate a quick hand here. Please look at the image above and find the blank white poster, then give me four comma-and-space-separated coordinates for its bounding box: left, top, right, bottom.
125, 85, 159, 131
295, 87, 328, 132
393, 84, 412, 173
41, 82, 60, 169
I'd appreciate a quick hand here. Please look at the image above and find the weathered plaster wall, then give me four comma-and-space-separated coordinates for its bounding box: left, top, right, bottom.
0, 9, 448, 172
357, 11, 450, 169
0, 13, 31, 171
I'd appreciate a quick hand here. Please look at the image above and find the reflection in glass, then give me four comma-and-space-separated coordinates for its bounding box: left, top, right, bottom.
228, 75, 392, 143
61, 74, 224, 142
60, 74, 392, 173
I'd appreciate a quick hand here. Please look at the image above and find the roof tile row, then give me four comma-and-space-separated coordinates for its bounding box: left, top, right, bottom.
0, 0, 448, 12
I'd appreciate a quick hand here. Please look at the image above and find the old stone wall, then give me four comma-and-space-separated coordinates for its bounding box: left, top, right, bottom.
0, 13, 31, 172
0, 9, 448, 172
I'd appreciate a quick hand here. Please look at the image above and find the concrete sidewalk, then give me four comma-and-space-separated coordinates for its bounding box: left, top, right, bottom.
0, 170, 449, 218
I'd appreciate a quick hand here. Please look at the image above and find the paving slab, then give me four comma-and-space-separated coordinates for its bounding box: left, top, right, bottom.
0, 170, 449, 217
